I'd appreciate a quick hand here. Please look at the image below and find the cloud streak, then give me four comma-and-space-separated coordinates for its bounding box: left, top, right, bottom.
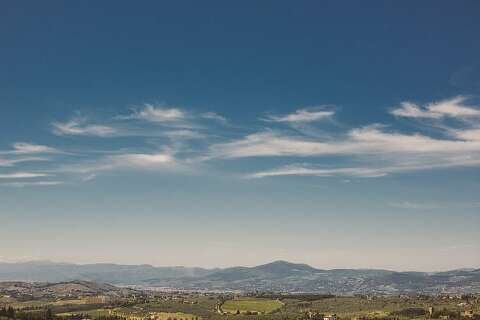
0, 181, 63, 188
247, 164, 388, 179
263, 107, 334, 123
390, 96, 480, 119
56, 150, 184, 181
120, 104, 187, 123
210, 126, 480, 159
11, 143, 59, 154
52, 117, 116, 137
0, 156, 48, 167
0, 172, 50, 179
201, 112, 228, 124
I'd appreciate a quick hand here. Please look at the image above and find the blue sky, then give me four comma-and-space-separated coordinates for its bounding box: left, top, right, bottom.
1, 1, 479, 271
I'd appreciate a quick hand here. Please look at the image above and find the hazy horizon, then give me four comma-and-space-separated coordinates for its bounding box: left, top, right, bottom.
1, 1, 479, 272
1, 257, 479, 273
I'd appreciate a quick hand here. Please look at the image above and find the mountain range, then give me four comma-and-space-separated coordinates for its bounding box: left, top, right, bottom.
1, 260, 479, 295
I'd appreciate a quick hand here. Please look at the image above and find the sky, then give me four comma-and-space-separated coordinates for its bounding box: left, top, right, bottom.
1, 1, 480, 271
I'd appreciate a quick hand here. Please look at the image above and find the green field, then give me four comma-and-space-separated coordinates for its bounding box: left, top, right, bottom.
143, 311, 199, 320
56, 308, 111, 318
221, 298, 283, 314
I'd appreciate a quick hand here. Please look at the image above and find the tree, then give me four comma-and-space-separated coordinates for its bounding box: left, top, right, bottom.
46, 308, 53, 320
7, 306, 15, 318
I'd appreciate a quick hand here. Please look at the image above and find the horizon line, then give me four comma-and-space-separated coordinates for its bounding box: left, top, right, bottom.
1, 258, 478, 273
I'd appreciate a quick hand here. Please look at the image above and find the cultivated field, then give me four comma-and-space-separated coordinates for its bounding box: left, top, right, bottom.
57, 309, 200, 320
7, 298, 99, 310
221, 298, 283, 314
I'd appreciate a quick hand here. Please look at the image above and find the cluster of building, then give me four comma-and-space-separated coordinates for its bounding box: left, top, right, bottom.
305, 311, 337, 320
463, 309, 480, 318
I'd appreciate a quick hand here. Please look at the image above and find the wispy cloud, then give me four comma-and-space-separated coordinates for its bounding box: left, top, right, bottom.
210, 96, 480, 178
210, 126, 480, 159
390, 96, 480, 119
9, 96, 480, 182
52, 117, 116, 137
11, 142, 59, 154
201, 112, 227, 124
0, 143, 55, 167
163, 130, 207, 140
263, 107, 334, 123
57, 150, 185, 180
0, 172, 50, 179
120, 104, 187, 123
247, 164, 387, 179
0, 143, 59, 155
0, 156, 48, 167
109, 152, 175, 168
0, 181, 64, 188
210, 131, 321, 158
451, 128, 480, 141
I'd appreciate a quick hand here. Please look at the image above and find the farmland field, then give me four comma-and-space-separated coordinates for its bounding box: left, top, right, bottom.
8, 298, 92, 310
221, 298, 283, 314
57, 308, 200, 320
56, 309, 111, 318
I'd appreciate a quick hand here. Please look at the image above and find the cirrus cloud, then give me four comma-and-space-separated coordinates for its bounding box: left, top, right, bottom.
0, 172, 50, 179
390, 96, 480, 119
263, 107, 334, 123
52, 117, 116, 137
120, 104, 187, 123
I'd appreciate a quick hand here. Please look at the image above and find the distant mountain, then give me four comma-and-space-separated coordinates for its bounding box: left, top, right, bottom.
1, 260, 479, 295
0, 261, 212, 283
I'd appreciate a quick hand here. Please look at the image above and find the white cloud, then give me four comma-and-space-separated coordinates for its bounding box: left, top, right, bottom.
0, 181, 63, 187
58, 151, 182, 180
109, 152, 174, 168
264, 107, 334, 123
210, 131, 327, 158
123, 104, 187, 122
201, 112, 227, 124
52, 117, 116, 136
0, 143, 59, 158
451, 128, 480, 141
164, 130, 206, 140
12, 142, 59, 154
211, 98, 480, 178
0, 157, 48, 167
9, 96, 480, 181
391, 96, 480, 119
390, 102, 433, 118
247, 165, 387, 179
0, 172, 50, 179
210, 126, 480, 160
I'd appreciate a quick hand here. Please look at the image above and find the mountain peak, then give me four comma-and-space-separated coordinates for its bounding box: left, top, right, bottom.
255, 260, 320, 273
